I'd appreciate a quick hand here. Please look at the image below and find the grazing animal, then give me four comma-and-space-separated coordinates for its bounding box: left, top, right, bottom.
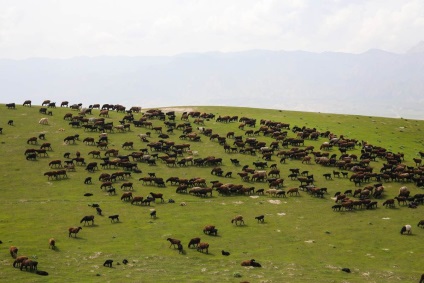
417, 220, 424, 228
48, 238, 56, 249
68, 227, 82, 237
10, 246, 18, 258
177, 243, 184, 254
84, 177, 92, 184
287, 187, 300, 196
167, 238, 181, 248
197, 242, 209, 254
382, 199, 395, 208
120, 182, 133, 191
121, 192, 133, 201
13, 256, 28, 268
255, 215, 265, 223
27, 137, 37, 144
231, 215, 245, 226
20, 259, 38, 271
221, 250, 230, 256
131, 197, 143, 204
149, 192, 164, 203
203, 225, 218, 235
150, 210, 157, 218
103, 260, 113, 267
96, 207, 102, 215
323, 173, 332, 180
80, 215, 95, 226
109, 215, 120, 222
188, 237, 201, 248
400, 224, 412, 235
341, 268, 351, 273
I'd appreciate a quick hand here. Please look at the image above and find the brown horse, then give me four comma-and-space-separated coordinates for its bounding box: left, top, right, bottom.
287, 187, 300, 196
121, 182, 133, 190
167, 238, 181, 248
20, 259, 38, 271
150, 192, 164, 203
121, 192, 133, 201
83, 137, 95, 145
131, 196, 144, 205
231, 215, 245, 226
68, 227, 82, 237
49, 160, 62, 168
13, 256, 28, 267
197, 243, 209, 254
27, 137, 37, 144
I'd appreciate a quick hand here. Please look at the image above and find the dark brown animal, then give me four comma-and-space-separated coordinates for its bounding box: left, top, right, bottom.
20, 259, 38, 271
382, 199, 395, 208
255, 215, 265, 223
121, 192, 133, 201
80, 215, 94, 226
188, 237, 201, 248
167, 238, 181, 248
150, 192, 164, 203
13, 256, 28, 267
287, 187, 300, 196
131, 196, 144, 205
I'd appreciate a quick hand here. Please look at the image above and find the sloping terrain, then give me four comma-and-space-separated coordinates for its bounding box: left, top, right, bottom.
0, 103, 423, 282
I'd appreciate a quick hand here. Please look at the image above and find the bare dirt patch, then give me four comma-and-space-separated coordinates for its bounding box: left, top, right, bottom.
158, 107, 196, 113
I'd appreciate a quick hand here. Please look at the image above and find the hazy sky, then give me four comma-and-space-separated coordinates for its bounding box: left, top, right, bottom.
1, 0, 423, 59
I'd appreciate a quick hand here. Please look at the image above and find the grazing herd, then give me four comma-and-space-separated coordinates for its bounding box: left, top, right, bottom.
9, 245, 47, 275
3, 100, 424, 280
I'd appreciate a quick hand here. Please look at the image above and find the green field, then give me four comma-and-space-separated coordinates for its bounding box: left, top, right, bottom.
0, 103, 423, 283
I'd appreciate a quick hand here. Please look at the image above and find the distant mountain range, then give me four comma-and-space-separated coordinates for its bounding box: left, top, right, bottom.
1, 46, 423, 119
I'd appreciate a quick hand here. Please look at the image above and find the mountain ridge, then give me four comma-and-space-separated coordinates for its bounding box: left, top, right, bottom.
0, 49, 423, 119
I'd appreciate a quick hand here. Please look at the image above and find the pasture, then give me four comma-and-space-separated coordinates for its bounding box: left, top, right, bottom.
0, 103, 423, 282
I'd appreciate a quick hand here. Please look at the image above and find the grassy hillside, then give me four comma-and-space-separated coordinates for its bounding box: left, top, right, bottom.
0, 103, 423, 283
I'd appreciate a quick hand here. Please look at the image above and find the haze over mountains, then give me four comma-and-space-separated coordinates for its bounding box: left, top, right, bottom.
1, 44, 423, 119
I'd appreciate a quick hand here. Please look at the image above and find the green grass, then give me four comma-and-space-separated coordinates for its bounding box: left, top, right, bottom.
0, 104, 423, 282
